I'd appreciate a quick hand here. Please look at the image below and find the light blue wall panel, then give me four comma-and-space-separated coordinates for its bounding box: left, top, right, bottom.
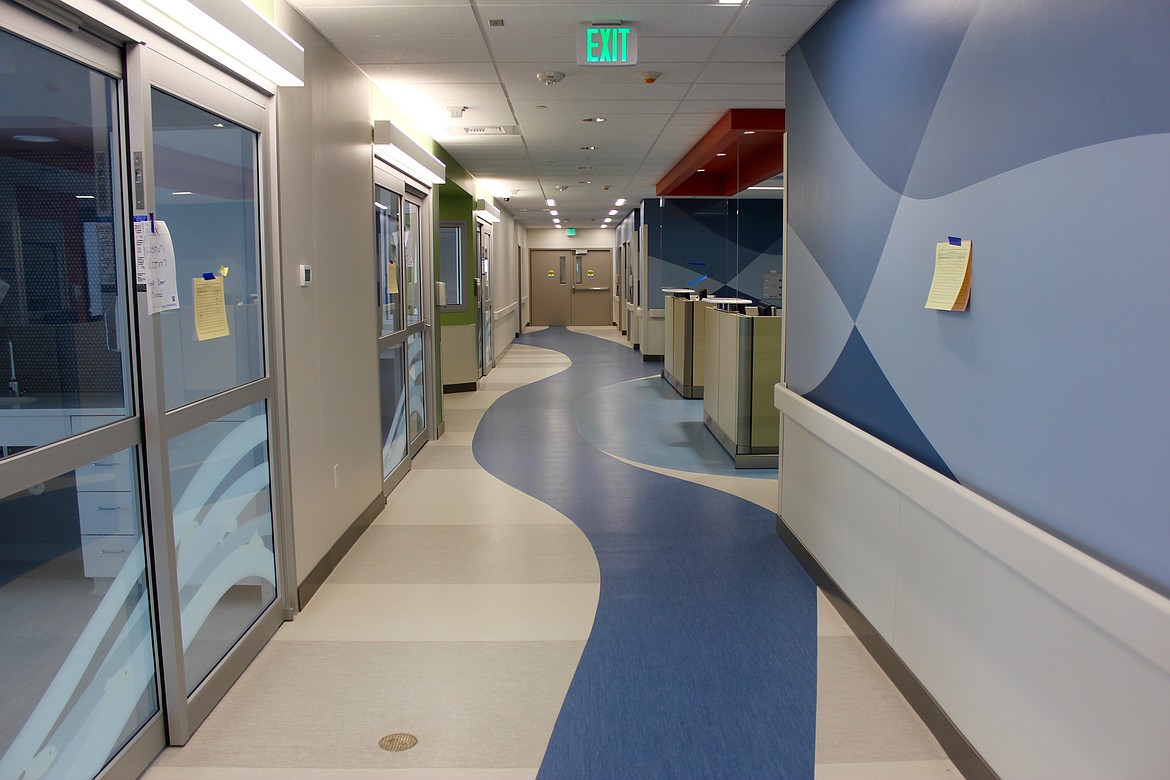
786, 0, 1170, 594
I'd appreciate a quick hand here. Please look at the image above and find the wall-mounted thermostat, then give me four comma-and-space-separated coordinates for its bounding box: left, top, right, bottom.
299, 264, 312, 287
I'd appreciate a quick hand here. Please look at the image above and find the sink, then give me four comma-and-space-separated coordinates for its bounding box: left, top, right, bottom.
0, 396, 36, 407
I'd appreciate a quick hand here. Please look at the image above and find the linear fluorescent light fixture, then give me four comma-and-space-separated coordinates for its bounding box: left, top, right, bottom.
110, 0, 304, 87
614, 198, 626, 206
474, 199, 502, 223
747, 185, 785, 191
374, 121, 446, 186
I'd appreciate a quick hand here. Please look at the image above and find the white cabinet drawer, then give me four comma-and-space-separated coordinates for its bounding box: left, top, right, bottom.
75, 450, 135, 492
81, 534, 138, 578
77, 491, 139, 535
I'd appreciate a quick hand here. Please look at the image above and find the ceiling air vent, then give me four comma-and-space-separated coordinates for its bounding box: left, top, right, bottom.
459, 125, 519, 136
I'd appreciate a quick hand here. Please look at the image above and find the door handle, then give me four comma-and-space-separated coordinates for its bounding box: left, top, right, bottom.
573, 286, 610, 292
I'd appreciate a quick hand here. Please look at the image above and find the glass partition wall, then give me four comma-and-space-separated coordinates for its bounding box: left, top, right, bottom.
0, 6, 289, 779
375, 165, 433, 490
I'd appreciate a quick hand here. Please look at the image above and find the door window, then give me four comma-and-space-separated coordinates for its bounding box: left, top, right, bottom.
375, 187, 401, 335
151, 90, 264, 410
0, 26, 131, 457
0, 24, 157, 780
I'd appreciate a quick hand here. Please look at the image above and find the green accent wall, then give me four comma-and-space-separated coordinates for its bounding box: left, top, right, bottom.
437, 183, 477, 328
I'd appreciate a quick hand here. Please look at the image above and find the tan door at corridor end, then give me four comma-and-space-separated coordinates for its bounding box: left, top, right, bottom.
530, 249, 571, 325
570, 249, 613, 326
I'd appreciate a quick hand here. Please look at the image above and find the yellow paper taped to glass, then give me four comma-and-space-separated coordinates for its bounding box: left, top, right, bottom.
925, 239, 971, 311
193, 275, 230, 341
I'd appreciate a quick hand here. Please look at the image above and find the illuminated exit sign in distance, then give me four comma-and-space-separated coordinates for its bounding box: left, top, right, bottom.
577, 23, 638, 66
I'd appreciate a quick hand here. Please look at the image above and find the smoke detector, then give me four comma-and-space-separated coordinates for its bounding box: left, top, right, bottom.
538, 71, 566, 86
639, 71, 662, 84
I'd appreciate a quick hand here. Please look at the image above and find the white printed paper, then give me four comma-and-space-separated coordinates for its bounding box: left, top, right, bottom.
145, 221, 180, 314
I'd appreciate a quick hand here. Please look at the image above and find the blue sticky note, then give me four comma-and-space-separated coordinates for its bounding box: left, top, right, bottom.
948, 236, 962, 246
202, 273, 216, 280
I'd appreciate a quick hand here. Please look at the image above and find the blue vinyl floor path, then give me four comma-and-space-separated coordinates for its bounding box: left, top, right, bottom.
473, 327, 817, 779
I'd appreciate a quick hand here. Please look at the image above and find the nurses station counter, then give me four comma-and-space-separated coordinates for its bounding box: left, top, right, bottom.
662, 289, 707, 398
703, 303, 782, 468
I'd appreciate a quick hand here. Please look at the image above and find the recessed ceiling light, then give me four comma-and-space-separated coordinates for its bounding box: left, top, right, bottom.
546, 198, 556, 207
582, 116, 606, 123
172, 191, 194, 196
549, 210, 558, 216
603, 218, 612, 223
697, 168, 705, 172
13, 134, 58, 143
75, 195, 95, 199
614, 198, 626, 206
743, 130, 756, 135
716, 153, 727, 157
608, 209, 618, 215
580, 145, 598, 150
718, 0, 744, 5
578, 181, 592, 184
212, 122, 225, 128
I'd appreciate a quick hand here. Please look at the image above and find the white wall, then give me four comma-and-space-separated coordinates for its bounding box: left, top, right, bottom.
527, 227, 613, 250
490, 208, 525, 357
274, 2, 384, 588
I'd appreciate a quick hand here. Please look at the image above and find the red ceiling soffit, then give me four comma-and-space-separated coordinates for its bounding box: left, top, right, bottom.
656, 109, 785, 198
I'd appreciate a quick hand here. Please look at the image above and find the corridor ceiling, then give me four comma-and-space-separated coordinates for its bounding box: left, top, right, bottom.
286, 0, 835, 228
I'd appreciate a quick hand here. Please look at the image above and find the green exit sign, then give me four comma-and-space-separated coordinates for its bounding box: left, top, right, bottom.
577, 24, 637, 66
565, 228, 577, 236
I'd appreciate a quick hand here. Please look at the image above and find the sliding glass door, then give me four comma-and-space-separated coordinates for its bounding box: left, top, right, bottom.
375, 165, 432, 490
0, 12, 159, 780
132, 45, 285, 743
0, 5, 288, 777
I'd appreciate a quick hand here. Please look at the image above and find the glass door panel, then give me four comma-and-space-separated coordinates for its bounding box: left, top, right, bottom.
150, 89, 264, 411
0, 26, 131, 458
138, 46, 283, 743
167, 401, 275, 695
0, 447, 156, 780
403, 201, 421, 327
379, 344, 407, 478
406, 331, 426, 441
375, 187, 401, 336
0, 18, 158, 780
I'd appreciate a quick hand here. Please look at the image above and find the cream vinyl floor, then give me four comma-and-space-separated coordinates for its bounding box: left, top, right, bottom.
144, 334, 958, 780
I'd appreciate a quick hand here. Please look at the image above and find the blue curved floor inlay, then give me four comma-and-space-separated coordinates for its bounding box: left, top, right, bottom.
574, 376, 774, 480
473, 328, 817, 778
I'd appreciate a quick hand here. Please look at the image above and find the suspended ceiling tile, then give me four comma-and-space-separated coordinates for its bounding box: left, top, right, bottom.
679, 99, 786, 113
711, 37, 796, 62
507, 80, 689, 102
699, 62, 786, 85
363, 62, 500, 84
687, 83, 785, 102
303, 6, 481, 40
335, 37, 492, 64
728, 3, 830, 37
475, 4, 740, 38
490, 36, 579, 64
636, 36, 720, 63
296, 0, 465, 7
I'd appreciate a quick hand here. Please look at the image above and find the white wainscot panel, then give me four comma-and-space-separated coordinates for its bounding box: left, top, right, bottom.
775, 386, 1170, 780
894, 498, 1170, 779
780, 419, 901, 640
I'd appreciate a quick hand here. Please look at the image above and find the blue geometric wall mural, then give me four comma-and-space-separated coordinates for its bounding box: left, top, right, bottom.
786, 0, 1170, 594
804, 328, 955, 480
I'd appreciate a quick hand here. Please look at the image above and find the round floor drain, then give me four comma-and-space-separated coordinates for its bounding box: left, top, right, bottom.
379, 733, 418, 752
